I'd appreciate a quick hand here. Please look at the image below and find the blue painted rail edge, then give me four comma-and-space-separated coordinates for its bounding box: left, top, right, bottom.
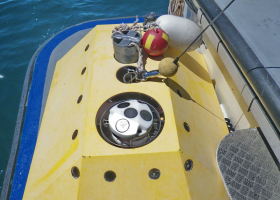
10, 17, 144, 200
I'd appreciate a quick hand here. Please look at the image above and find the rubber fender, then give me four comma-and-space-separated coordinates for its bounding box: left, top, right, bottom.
156, 15, 202, 52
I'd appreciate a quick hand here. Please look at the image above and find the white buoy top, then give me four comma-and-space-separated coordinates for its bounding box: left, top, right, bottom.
156, 15, 202, 52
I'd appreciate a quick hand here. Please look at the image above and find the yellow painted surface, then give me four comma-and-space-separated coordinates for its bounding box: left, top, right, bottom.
23, 24, 228, 199
144, 34, 155, 50
162, 32, 168, 42
79, 152, 190, 200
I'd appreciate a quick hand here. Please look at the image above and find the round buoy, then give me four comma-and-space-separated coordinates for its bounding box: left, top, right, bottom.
158, 57, 178, 77
142, 28, 168, 56
156, 15, 202, 52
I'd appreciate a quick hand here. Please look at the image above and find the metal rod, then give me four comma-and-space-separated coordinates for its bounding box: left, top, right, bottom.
173, 0, 235, 64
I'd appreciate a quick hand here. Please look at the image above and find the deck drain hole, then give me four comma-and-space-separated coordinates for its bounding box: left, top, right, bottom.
81, 67, 86, 75
104, 171, 116, 182
177, 89, 183, 97
184, 160, 193, 171
149, 168, 161, 180
71, 166, 80, 178
72, 130, 78, 140
183, 122, 190, 132
85, 44, 89, 51
77, 95, 83, 104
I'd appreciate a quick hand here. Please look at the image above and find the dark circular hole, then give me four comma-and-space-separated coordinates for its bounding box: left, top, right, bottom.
184, 160, 193, 171
117, 102, 130, 108
116, 66, 138, 84
124, 108, 138, 118
104, 171, 116, 182
140, 110, 152, 121
71, 166, 80, 178
183, 122, 190, 132
77, 95, 83, 104
85, 44, 89, 51
81, 67, 86, 75
149, 168, 161, 180
72, 130, 78, 140
137, 129, 142, 134
177, 90, 183, 97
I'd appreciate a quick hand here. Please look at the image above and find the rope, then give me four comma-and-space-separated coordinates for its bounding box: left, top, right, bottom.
111, 16, 159, 38
130, 42, 143, 72
112, 16, 140, 37
111, 16, 160, 76
168, 0, 185, 17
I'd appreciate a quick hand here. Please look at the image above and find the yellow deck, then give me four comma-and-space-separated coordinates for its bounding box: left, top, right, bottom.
23, 25, 229, 199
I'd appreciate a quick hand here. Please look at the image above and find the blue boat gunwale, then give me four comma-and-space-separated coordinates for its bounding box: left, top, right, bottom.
1, 16, 144, 200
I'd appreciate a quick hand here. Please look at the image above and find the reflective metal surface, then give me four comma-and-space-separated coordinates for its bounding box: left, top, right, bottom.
95, 92, 165, 148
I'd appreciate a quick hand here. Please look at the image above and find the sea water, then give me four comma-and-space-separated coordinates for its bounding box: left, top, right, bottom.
0, 0, 169, 192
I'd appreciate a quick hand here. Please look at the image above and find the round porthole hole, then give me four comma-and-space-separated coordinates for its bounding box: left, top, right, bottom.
81, 67, 86, 75
149, 168, 161, 180
77, 95, 83, 104
72, 130, 78, 140
184, 160, 193, 171
183, 122, 190, 132
104, 171, 116, 182
85, 44, 89, 51
71, 166, 80, 178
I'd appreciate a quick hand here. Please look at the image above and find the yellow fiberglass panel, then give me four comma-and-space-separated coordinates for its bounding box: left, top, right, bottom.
78, 152, 190, 200
23, 28, 97, 199
164, 48, 228, 171
164, 48, 228, 199
24, 24, 228, 199
32, 159, 82, 200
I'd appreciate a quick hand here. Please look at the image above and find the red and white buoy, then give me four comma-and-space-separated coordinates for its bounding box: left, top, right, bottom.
142, 28, 169, 56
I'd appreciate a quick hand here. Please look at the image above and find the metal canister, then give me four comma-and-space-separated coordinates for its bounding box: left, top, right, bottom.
112, 30, 141, 64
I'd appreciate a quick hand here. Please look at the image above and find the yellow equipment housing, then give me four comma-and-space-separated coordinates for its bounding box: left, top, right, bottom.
23, 25, 228, 199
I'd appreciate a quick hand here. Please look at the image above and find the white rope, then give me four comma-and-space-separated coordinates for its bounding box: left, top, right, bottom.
111, 16, 159, 38
168, 0, 185, 17
144, 22, 159, 33
112, 16, 140, 37
130, 42, 143, 72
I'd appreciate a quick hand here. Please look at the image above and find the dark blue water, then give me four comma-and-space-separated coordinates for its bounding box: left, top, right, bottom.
0, 0, 169, 192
